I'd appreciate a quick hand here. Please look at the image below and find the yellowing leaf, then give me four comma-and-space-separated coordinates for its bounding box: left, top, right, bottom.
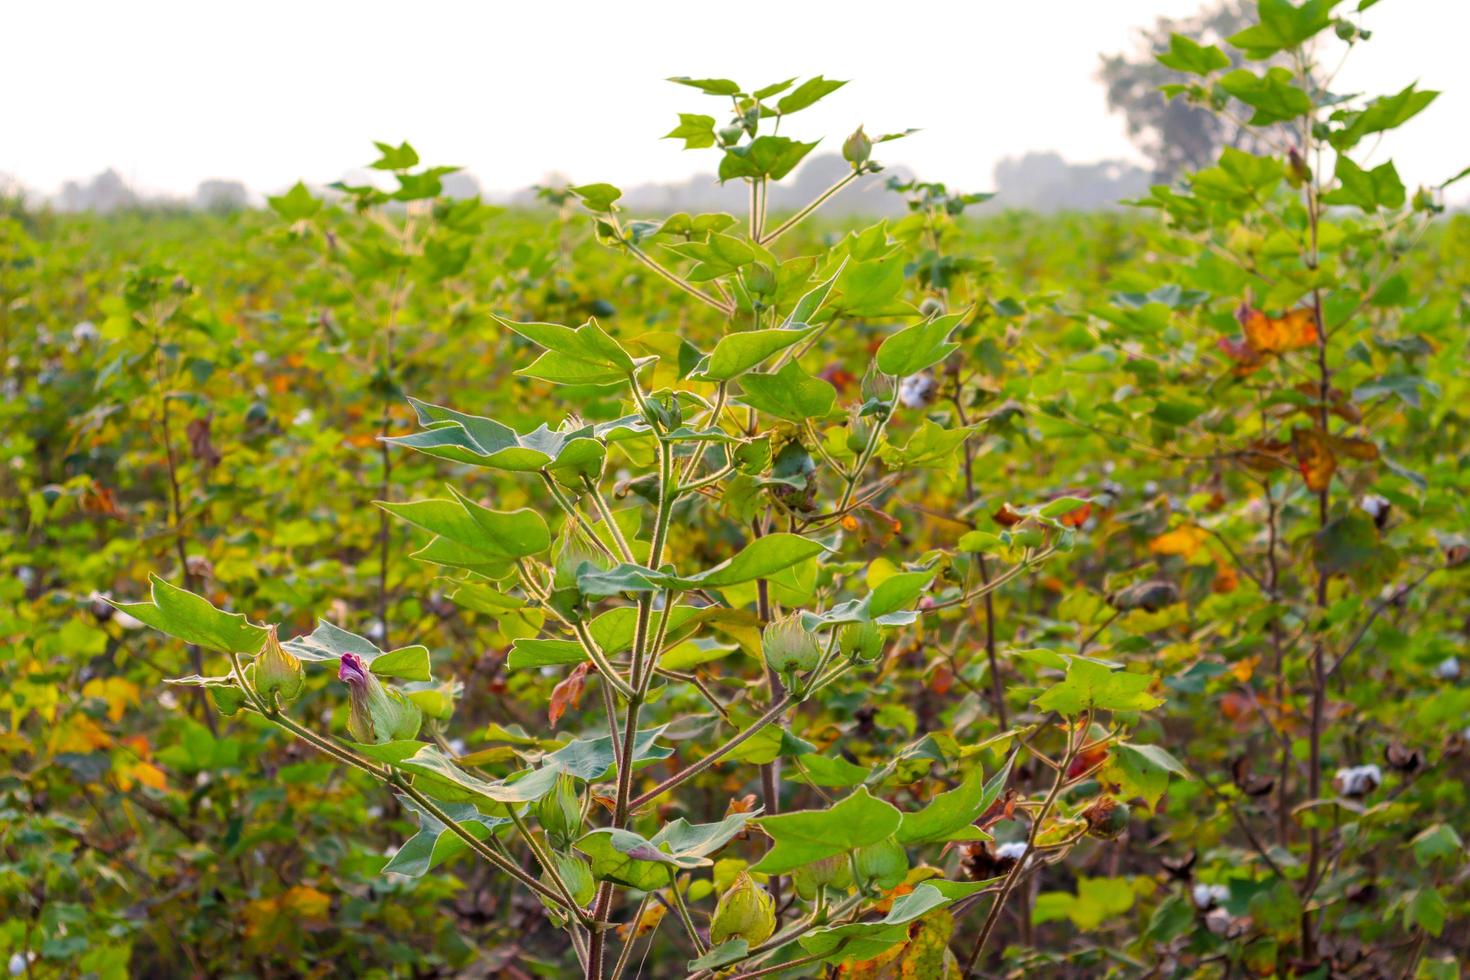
83, 677, 140, 723
1148, 526, 1206, 560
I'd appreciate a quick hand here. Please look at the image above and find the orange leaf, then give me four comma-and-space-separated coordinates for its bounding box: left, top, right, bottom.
1330, 435, 1379, 461
1219, 305, 1319, 374
991, 503, 1024, 527
1240, 305, 1319, 353
1212, 560, 1239, 594
1291, 426, 1335, 492
1149, 526, 1206, 560
548, 662, 591, 728
128, 761, 169, 791
1059, 502, 1092, 528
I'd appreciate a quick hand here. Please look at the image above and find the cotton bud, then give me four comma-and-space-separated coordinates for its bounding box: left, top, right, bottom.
861, 368, 895, 405
253, 626, 304, 706
838, 621, 884, 665
339, 652, 422, 744
554, 852, 597, 907
537, 774, 584, 849
845, 406, 873, 455
553, 530, 607, 591
842, 126, 872, 169
709, 872, 776, 946
1081, 797, 1131, 841
853, 837, 909, 891
792, 853, 853, 900
762, 613, 821, 682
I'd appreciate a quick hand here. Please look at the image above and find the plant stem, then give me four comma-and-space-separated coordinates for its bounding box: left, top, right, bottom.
963, 743, 1066, 977
759, 172, 859, 245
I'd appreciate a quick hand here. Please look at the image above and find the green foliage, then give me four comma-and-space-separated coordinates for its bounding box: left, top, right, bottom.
3, 11, 1468, 976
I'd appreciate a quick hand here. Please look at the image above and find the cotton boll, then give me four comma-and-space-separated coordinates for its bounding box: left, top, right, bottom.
1333, 764, 1382, 798
994, 841, 1029, 861
1192, 883, 1229, 909
1435, 656, 1460, 680
898, 372, 937, 408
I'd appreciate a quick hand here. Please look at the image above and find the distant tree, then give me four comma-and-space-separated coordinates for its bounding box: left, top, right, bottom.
991, 152, 1151, 212
56, 169, 139, 213
194, 179, 249, 212
1099, 0, 1262, 180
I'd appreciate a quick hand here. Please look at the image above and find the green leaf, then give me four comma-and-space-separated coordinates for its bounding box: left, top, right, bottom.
499, 315, 642, 385
1157, 33, 1231, 75
688, 941, 748, 972
784, 261, 844, 327
897, 758, 1012, 845
867, 570, 936, 619
664, 113, 717, 150
835, 256, 905, 316
718, 136, 819, 183
787, 753, 872, 787
570, 183, 622, 213
266, 181, 320, 221
687, 533, 829, 589
395, 746, 562, 806
577, 829, 679, 890
798, 921, 910, 963
702, 323, 821, 381
1411, 824, 1464, 867
1406, 887, 1448, 936
876, 313, 964, 376
1033, 659, 1164, 716
1227, 0, 1342, 59
386, 398, 608, 477
378, 492, 551, 567
1333, 83, 1439, 150
1103, 743, 1191, 808
383, 796, 507, 877
877, 420, 975, 469
751, 786, 901, 874
1191, 148, 1283, 205
738, 361, 838, 423
1322, 156, 1406, 211
1220, 67, 1312, 125
367, 645, 432, 682
1312, 513, 1397, 586
545, 726, 672, 780
775, 76, 847, 115
110, 575, 268, 655
668, 76, 742, 96
370, 140, 420, 170
577, 812, 753, 890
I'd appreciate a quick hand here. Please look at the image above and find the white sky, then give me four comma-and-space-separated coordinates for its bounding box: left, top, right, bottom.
4, 0, 1467, 200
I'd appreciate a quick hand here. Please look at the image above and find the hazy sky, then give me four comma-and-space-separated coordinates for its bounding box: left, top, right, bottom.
4, 0, 1467, 200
